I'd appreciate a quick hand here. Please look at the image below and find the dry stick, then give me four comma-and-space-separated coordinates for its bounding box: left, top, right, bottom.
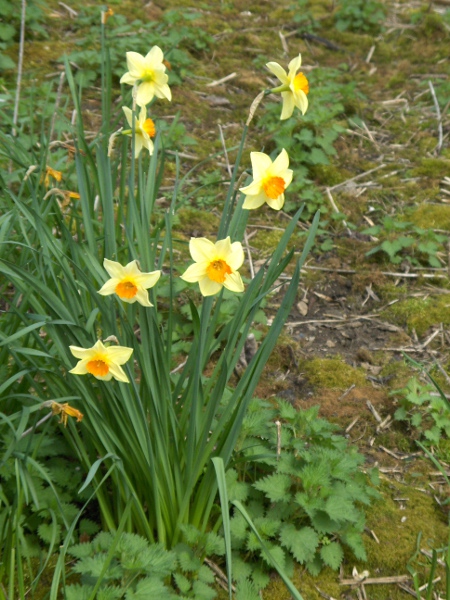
218, 124, 232, 178
340, 575, 409, 586
244, 230, 255, 279
327, 163, 386, 191
428, 80, 443, 155
325, 187, 352, 236
48, 71, 66, 142
12, 0, 27, 137
206, 72, 237, 87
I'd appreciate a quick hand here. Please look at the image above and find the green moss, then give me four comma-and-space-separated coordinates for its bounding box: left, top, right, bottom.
384, 295, 450, 336
411, 158, 450, 180
310, 164, 350, 186
408, 204, 450, 230
173, 207, 220, 240
301, 357, 367, 390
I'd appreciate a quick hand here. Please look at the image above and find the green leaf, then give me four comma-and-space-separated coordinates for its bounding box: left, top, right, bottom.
280, 524, 319, 564
236, 579, 261, 600
320, 541, 344, 569
324, 494, 358, 522
253, 473, 292, 503
125, 577, 172, 600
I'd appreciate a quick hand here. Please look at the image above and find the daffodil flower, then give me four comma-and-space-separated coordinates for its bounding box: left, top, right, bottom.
266, 54, 309, 120
98, 258, 161, 307
180, 237, 245, 296
239, 149, 293, 210
69, 340, 133, 383
120, 46, 171, 107
51, 401, 84, 427
122, 106, 156, 158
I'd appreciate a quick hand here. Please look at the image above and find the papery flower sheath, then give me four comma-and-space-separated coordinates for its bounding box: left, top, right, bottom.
120, 46, 171, 107
98, 258, 161, 307
239, 149, 293, 210
122, 106, 156, 158
266, 54, 309, 120
180, 237, 245, 296
69, 340, 133, 383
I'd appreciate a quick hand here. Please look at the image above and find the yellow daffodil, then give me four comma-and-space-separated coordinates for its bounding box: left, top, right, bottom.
51, 401, 84, 427
69, 340, 133, 383
98, 258, 161, 306
120, 46, 171, 107
180, 237, 245, 296
122, 106, 156, 158
239, 149, 293, 210
266, 54, 309, 120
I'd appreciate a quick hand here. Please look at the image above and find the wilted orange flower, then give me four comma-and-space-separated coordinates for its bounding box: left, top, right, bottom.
42, 166, 63, 188
51, 402, 84, 427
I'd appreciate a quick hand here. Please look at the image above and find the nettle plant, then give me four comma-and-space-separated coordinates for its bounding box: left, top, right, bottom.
1, 16, 377, 599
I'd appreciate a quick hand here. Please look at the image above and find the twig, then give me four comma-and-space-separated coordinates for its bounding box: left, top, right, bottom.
366, 400, 382, 423
58, 1, 78, 17
428, 80, 443, 155
327, 163, 386, 191
12, 0, 27, 137
314, 586, 338, 600
48, 72, 66, 142
218, 124, 232, 178
397, 582, 426, 600
20, 412, 53, 439
244, 230, 255, 279
325, 188, 352, 236
206, 72, 237, 87
340, 575, 409, 585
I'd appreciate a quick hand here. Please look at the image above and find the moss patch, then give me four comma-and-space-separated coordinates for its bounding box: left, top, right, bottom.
301, 357, 367, 390
408, 204, 450, 230
383, 295, 450, 336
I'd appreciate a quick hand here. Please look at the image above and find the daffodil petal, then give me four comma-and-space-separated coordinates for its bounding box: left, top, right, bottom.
98, 279, 119, 296
104, 346, 134, 365
294, 90, 308, 115
272, 148, 289, 172
240, 179, 263, 196
228, 242, 245, 270
180, 262, 207, 282
103, 258, 126, 279
120, 72, 137, 85
198, 277, 222, 296
134, 288, 153, 306
288, 54, 302, 75
266, 61, 288, 83
69, 361, 89, 375
154, 82, 172, 101
136, 82, 155, 107
189, 237, 216, 263
242, 192, 268, 210
104, 364, 126, 381
266, 194, 285, 210
280, 92, 295, 120
69, 346, 95, 360
145, 45, 164, 65
250, 152, 273, 180
125, 51, 147, 78
224, 271, 244, 293
214, 237, 232, 258
135, 271, 161, 288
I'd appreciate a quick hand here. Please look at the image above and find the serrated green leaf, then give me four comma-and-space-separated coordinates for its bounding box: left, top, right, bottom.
324, 494, 358, 522
125, 577, 171, 600
253, 473, 292, 503
191, 579, 216, 600
280, 524, 319, 563
236, 579, 261, 600
320, 541, 344, 569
